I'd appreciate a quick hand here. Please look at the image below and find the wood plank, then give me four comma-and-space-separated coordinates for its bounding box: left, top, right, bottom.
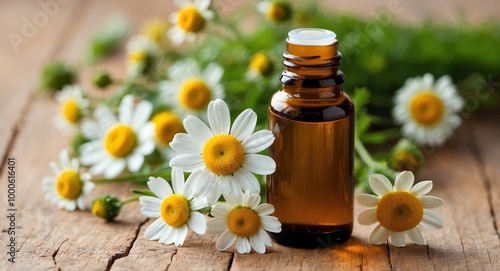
388, 120, 500, 270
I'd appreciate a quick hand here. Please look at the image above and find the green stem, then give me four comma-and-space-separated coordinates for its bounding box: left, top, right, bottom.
121, 195, 141, 205
92, 169, 172, 184
355, 136, 378, 169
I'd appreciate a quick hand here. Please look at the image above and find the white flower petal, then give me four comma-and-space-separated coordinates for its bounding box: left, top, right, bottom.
237, 237, 252, 254
216, 230, 237, 251
119, 95, 134, 124
139, 195, 162, 212
170, 133, 203, 154
65, 200, 76, 211
205, 176, 223, 205
257, 228, 272, 247
230, 109, 257, 141
148, 177, 173, 199
421, 209, 444, 229
183, 115, 213, 143
394, 171, 414, 191
174, 224, 188, 246
407, 227, 426, 245
369, 174, 393, 196
90, 157, 113, 175
255, 203, 274, 216
357, 208, 377, 225
211, 203, 232, 218
260, 216, 281, 233
420, 195, 445, 208
145, 218, 166, 240
159, 226, 176, 244
184, 169, 203, 198
208, 99, 231, 135
358, 194, 379, 207
391, 232, 406, 247
169, 154, 205, 172
370, 224, 391, 245
137, 140, 155, 155
80, 147, 107, 166
104, 159, 127, 178
132, 100, 153, 129
188, 211, 207, 234
249, 234, 266, 254
171, 167, 185, 195
242, 154, 276, 175
203, 63, 223, 86
410, 181, 433, 197
242, 130, 275, 154
190, 197, 207, 211
206, 217, 228, 234
233, 168, 261, 194
127, 152, 144, 172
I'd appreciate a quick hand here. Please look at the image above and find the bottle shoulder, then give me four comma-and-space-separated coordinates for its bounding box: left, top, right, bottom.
270, 89, 354, 122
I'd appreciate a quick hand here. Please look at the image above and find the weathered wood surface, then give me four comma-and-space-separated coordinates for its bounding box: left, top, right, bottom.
1, 1, 500, 270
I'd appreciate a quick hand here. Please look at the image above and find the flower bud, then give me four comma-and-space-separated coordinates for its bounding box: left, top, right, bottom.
39, 61, 76, 93
390, 139, 424, 172
92, 194, 122, 222
92, 70, 113, 89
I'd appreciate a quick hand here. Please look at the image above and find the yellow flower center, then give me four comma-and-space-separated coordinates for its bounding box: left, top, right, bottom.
249, 52, 272, 76
376, 191, 423, 232
177, 6, 205, 33
92, 201, 106, 219
179, 79, 212, 111
267, 3, 289, 21
152, 112, 184, 146
104, 124, 137, 157
129, 51, 147, 65
409, 91, 444, 127
227, 207, 261, 237
62, 99, 79, 124
143, 19, 169, 43
161, 194, 190, 227
56, 169, 83, 200
202, 135, 245, 176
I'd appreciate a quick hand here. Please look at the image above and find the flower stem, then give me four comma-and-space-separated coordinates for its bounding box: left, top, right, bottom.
355, 136, 398, 180
121, 195, 141, 205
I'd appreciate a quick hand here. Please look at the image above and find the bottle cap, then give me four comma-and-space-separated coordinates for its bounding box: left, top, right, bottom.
287, 28, 337, 46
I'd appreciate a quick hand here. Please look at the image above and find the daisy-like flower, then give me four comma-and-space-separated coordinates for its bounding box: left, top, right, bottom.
42, 149, 95, 211
159, 59, 224, 119
141, 18, 169, 45
207, 190, 281, 254
139, 168, 208, 246
151, 111, 184, 159
169, 99, 276, 204
126, 35, 162, 79
357, 171, 444, 247
54, 85, 89, 132
79, 95, 155, 178
168, 0, 214, 45
256, 0, 292, 22
393, 73, 464, 146
247, 52, 273, 79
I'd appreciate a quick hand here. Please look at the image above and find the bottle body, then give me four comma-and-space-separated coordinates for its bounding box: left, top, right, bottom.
267, 29, 354, 248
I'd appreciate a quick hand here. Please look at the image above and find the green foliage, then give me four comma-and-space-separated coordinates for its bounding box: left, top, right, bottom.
39, 60, 76, 93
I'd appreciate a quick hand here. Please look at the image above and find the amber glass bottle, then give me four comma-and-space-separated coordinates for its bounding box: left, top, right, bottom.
267, 28, 354, 248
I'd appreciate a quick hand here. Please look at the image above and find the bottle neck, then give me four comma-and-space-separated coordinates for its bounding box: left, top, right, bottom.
280, 40, 345, 96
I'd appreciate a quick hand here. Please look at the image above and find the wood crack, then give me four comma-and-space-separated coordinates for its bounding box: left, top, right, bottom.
105, 218, 148, 271
385, 243, 393, 271
227, 251, 234, 270
52, 239, 68, 271
466, 123, 500, 239
164, 247, 178, 271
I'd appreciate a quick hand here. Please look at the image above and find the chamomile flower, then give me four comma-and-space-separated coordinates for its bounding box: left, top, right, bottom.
151, 111, 184, 159
54, 85, 89, 132
139, 168, 208, 246
256, 0, 292, 22
393, 74, 464, 146
159, 59, 224, 119
168, 0, 214, 45
169, 99, 276, 204
42, 149, 95, 211
207, 190, 281, 254
141, 18, 169, 45
126, 35, 162, 79
247, 52, 273, 79
358, 171, 444, 247
79, 95, 155, 178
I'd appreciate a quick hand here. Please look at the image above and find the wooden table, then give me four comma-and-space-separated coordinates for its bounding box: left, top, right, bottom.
1, 1, 499, 270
